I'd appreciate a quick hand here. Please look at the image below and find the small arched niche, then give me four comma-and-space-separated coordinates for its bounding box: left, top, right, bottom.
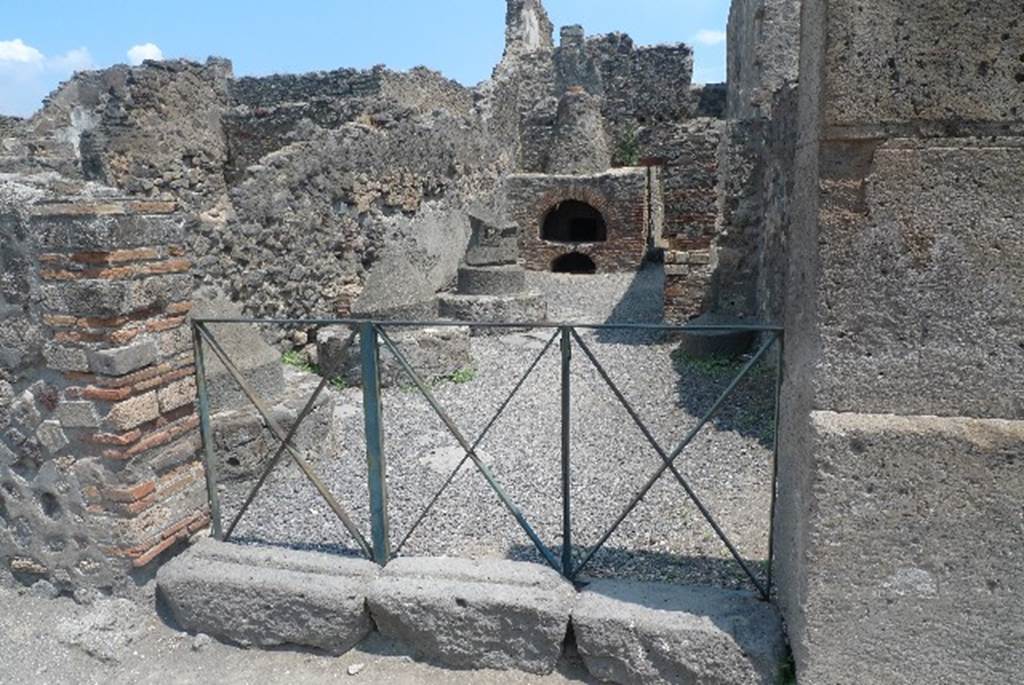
551, 252, 597, 274
541, 200, 608, 243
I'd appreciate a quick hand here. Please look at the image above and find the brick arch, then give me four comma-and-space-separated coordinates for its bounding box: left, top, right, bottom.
531, 186, 613, 239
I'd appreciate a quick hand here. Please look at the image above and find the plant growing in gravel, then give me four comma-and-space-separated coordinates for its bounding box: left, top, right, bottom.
446, 367, 477, 384
282, 350, 315, 373
282, 351, 348, 390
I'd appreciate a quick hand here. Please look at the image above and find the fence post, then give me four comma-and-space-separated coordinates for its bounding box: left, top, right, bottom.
192, 321, 223, 540
560, 326, 573, 577
360, 322, 390, 564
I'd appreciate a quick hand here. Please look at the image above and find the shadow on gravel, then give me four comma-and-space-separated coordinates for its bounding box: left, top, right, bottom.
595, 262, 665, 345
672, 345, 779, 448
506, 544, 769, 594
227, 536, 368, 559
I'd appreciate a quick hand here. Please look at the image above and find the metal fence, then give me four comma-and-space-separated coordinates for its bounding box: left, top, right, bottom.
190, 318, 784, 600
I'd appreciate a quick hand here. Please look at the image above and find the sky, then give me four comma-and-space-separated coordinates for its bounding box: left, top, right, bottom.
0, 0, 730, 118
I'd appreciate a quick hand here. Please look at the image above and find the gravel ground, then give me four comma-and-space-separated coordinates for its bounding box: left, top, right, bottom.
220, 264, 780, 591
0, 581, 595, 684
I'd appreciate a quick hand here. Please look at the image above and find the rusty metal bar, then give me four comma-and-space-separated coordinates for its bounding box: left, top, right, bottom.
191, 321, 223, 540
766, 332, 785, 597
560, 326, 573, 576
360, 322, 391, 564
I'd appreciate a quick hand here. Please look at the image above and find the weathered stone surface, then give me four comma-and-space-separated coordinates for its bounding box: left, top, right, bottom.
191, 287, 284, 412
573, 580, 786, 685
367, 557, 575, 674
56, 401, 101, 428
777, 412, 1024, 684
350, 254, 438, 321
456, 265, 526, 296
157, 539, 377, 654
677, 312, 756, 359
319, 325, 472, 387
438, 292, 546, 332
464, 211, 520, 267
821, 0, 1024, 126
87, 340, 158, 377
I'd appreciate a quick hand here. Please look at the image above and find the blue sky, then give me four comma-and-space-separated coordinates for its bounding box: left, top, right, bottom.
0, 0, 729, 117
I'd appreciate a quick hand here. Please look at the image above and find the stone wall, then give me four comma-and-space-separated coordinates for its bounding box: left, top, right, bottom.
1, 190, 207, 593
508, 167, 651, 273
705, 0, 802, 323
776, 1, 1024, 682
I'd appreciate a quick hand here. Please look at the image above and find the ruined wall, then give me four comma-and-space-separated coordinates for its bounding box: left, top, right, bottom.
508, 167, 651, 273
706, 0, 801, 322
776, 1, 1024, 682
727, 0, 801, 120
0, 185, 207, 593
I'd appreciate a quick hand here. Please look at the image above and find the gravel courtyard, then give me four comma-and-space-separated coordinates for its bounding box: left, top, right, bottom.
219, 264, 780, 591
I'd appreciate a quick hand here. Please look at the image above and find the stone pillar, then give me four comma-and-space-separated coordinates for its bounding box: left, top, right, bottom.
1, 198, 207, 593
546, 87, 611, 175
503, 0, 554, 61
776, 1, 1024, 682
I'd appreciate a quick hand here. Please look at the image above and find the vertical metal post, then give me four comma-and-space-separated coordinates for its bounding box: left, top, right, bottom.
361, 322, 390, 565
560, 326, 573, 577
192, 322, 223, 540
766, 332, 784, 597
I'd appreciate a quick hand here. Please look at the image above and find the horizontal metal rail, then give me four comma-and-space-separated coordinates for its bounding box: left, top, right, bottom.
192, 317, 783, 333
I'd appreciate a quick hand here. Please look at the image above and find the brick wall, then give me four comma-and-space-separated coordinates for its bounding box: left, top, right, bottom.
1, 198, 207, 591
508, 168, 651, 273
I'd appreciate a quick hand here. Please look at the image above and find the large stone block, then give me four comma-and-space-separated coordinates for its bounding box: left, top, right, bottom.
191, 288, 285, 412
30, 212, 184, 251
87, 340, 158, 377
573, 581, 786, 685
807, 143, 1024, 419
156, 539, 377, 654
367, 557, 576, 675
456, 265, 526, 296
319, 324, 472, 387
437, 292, 546, 333
821, 0, 1024, 126
780, 411, 1024, 684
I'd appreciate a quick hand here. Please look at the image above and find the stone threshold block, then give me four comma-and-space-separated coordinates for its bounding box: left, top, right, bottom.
572, 580, 786, 685
367, 557, 576, 675
156, 538, 378, 654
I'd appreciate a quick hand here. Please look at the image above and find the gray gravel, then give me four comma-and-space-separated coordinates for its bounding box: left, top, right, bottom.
219, 264, 779, 591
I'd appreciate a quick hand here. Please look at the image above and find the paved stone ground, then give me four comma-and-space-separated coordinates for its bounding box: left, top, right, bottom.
0, 582, 595, 684
219, 264, 779, 590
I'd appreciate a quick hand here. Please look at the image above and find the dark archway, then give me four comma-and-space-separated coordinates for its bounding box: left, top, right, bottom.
541, 200, 608, 243
551, 252, 597, 274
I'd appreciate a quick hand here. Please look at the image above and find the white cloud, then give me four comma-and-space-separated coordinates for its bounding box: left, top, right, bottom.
0, 39, 93, 116
127, 43, 163, 66
49, 47, 94, 73
694, 29, 727, 46
0, 38, 44, 65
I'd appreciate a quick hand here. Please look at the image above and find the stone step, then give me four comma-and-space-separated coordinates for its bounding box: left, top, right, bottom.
368, 557, 576, 675
156, 539, 377, 654
572, 580, 787, 685
437, 292, 547, 334
456, 264, 527, 296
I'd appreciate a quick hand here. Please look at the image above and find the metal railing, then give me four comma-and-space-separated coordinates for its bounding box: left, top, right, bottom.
190, 318, 784, 600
